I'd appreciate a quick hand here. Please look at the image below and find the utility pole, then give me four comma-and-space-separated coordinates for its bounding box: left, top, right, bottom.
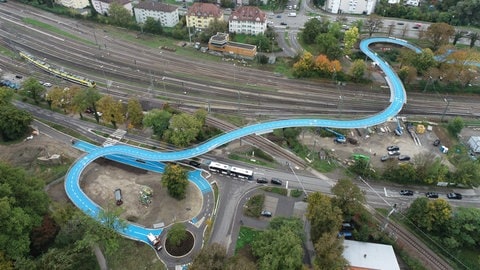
441, 98, 451, 122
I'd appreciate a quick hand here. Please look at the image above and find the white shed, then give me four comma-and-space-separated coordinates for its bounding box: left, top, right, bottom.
468, 136, 480, 153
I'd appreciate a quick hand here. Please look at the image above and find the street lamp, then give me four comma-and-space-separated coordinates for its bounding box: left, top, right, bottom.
441, 98, 451, 122
287, 162, 308, 198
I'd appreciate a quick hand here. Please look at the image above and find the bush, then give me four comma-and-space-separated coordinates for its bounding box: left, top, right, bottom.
290, 189, 303, 198
244, 194, 265, 217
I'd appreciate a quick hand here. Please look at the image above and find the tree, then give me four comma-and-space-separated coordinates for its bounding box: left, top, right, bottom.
314, 54, 341, 77
126, 98, 144, 128
407, 198, 452, 233
306, 192, 343, 243
72, 87, 102, 121
200, 19, 228, 43
316, 33, 343, 60
164, 113, 203, 147
467, 32, 479, 48
331, 178, 365, 218
97, 95, 125, 129
343, 27, 359, 55
190, 243, 227, 270
447, 116, 464, 137
0, 105, 33, 141
413, 152, 449, 185
447, 207, 480, 248
349, 59, 367, 82
167, 223, 187, 246
108, 3, 133, 27
452, 30, 465, 45
411, 48, 436, 75
452, 159, 480, 187
21, 77, 45, 104
313, 233, 347, 270
162, 164, 189, 200
251, 217, 304, 270
30, 214, 60, 257
293, 51, 315, 78
143, 109, 172, 138
364, 14, 384, 37
426, 23, 455, 51
0, 87, 14, 106
143, 17, 163, 35
302, 18, 322, 44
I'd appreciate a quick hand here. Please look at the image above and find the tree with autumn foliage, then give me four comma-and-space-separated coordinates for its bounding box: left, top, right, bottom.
343, 27, 359, 56
426, 23, 455, 51
96, 95, 125, 129
293, 51, 315, 78
407, 197, 452, 234
314, 54, 342, 78
306, 192, 343, 243
162, 164, 189, 200
349, 59, 367, 82
444, 49, 480, 87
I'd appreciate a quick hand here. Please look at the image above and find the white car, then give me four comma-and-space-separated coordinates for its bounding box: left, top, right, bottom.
43, 82, 52, 87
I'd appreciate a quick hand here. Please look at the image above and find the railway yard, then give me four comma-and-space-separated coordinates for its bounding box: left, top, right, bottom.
1, 1, 479, 270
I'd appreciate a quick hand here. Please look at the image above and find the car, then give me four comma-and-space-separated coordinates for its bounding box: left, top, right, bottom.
276, 15, 281, 18
397, 22, 405, 25
426, 192, 439, 198
447, 193, 462, 200
433, 139, 441, 146
188, 160, 201, 167
280, 22, 287, 26
43, 82, 52, 87
260, 210, 272, 217
15, 75, 23, 79
256, 177, 268, 184
380, 155, 391, 162
398, 155, 411, 161
388, 151, 401, 156
271, 178, 283, 185
400, 190, 414, 196
387, 145, 400, 151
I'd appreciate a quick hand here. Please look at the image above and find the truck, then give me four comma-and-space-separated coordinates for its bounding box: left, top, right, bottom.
147, 233, 163, 251
288, 12, 297, 17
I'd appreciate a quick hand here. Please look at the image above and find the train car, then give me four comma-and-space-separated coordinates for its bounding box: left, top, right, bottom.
229, 166, 253, 180
19, 51, 96, 88
208, 161, 230, 175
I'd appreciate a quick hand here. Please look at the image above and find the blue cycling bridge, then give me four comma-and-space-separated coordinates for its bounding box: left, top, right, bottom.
64, 37, 420, 248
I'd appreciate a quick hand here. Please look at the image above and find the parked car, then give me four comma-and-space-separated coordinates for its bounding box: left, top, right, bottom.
447, 193, 462, 200
397, 22, 405, 25
280, 22, 287, 26
256, 177, 268, 184
381, 155, 391, 162
400, 190, 414, 196
433, 139, 441, 146
188, 160, 201, 167
260, 210, 272, 217
426, 192, 439, 198
271, 178, 283, 185
398, 155, 411, 161
15, 74, 23, 79
43, 82, 52, 87
387, 145, 400, 151
388, 151, 401, 156
276, 15, 281, 18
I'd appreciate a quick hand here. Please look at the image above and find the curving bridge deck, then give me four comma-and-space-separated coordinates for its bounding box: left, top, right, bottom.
64, 37, 420, 248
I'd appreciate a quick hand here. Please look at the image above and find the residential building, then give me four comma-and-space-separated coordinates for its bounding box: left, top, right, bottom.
186, 3, 223, 29
343, 240, 400, 270
388, 0, 420, 6
92, 0, 133, 16
324, 0, 376, 15
229, 6, 267, 35
134, 1, 179, 27
55, 0, 89, 9
208, 32, 257, 59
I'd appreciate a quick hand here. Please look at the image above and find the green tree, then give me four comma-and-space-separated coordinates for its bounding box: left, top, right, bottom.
316, 33, 343, 60
0, 87, 14, 106
411, 49, 436, 75
349, 59, 367, 82
426, 23, 455, 51
143, 109, 172, 138
251, 217, 304, 270
21, 77, 45, 104
302, 18, 322, 44
143, 17, 163, 35
306, 192, 343, 243
407, 197, 452, 233
126, 98, 144, 128
331, 178, 365, 217
467, 32, 479, 48
447, 207, 480, 248
343, 26, 359, 55
190, 243, 227, 270
452, 159, 480, 187
447, 116, 464, 136
200, 19, 228, 43
313, 233, 347, 270
413, 152, 449, 185
72, 87, 102, 121
0, 105, 33, 141
167, 223, 187, 246
108, 3, 133, 27
364, 14, 384, 37
164, 113, 202, 147
0, 251, 13, 270
162, 164, 189, 200
46, 86, 80, 113
97, 95, 125, 129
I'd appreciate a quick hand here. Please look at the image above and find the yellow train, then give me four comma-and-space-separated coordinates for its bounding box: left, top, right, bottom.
19, 51, 96, 88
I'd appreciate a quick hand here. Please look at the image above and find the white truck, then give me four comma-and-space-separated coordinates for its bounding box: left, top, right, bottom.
147, 233, 163, 251
288, 12, 297, 17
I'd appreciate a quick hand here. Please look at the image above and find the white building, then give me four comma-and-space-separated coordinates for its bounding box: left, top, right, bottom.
134, 1, 179, 27
388, 0, 420, 6
324, 0, 377, 15
343, 240, 400, 270
468, 136, 480, 153
55, 0, 90, 9
92, 0, 133, 16
229, 6, 267, 35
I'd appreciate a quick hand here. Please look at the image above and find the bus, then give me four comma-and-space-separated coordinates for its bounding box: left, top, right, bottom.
230, 166, 254, 180
208, 161, 230, 175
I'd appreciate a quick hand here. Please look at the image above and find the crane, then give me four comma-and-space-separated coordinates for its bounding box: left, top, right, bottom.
395, 117, 403, 136
324, 128, 347, 143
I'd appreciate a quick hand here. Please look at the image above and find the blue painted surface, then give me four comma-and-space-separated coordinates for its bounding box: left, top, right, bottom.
65, 37, 417, 248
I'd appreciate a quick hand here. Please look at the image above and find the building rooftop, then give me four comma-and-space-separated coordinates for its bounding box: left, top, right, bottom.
229, 6, 266, 23
187, 3, 223, 18
97, 0, 131, 5
134, 1, 177, 12
343, 240, 400, 270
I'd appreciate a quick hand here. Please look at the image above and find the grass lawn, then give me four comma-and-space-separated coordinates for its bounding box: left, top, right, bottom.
22, 18, 95, 46
106, 238, 165, 270
235, 226, 261, 253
